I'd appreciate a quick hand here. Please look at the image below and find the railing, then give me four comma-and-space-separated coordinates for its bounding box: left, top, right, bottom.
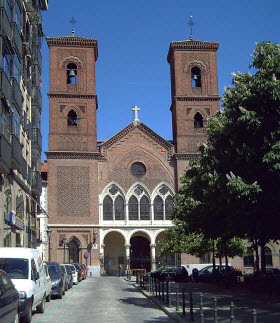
0, 7, 12, 40
0, 135, 11, 173
11, 133, 22, 170
31, 85, 42, 112
131, 268, 146, 276
12, 22, 22, 58
31, 170, 42, 195
0, 69, 12, 102
31, 127, 42, 152
11, 77, 23, 111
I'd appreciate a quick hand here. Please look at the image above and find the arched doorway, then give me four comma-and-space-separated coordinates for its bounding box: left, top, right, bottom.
104, 231, 125, 276
130, 233, 151, 272
68, 238, 81, 263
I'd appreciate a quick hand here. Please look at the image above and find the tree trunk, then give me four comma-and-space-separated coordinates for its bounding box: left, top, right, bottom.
219, 256, 222, 265
224, 241, 229, 268
212, 240, 216, 273
260, 242, 266, 273
254, 245, 260, 273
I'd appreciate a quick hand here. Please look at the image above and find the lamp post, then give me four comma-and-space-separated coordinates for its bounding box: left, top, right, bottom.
46, 229, 52, 261
62, 236, 67, 263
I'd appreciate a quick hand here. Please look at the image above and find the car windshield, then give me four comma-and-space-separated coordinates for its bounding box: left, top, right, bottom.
60, 266, 66, 274
70, 265, 76, 272
0, 258, 29, 279
48, 264, 61, 275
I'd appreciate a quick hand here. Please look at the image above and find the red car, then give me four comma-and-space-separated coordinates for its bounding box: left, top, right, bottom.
80, 264, 87, 280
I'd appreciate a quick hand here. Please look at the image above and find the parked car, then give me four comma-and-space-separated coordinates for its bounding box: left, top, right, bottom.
60, 265, 73, 290
43, 264, 52, 302
265, 268, 280, 279
197, 265, 241, 283
149, 266, 189, 282
0, 248, 47, 323
80, 264, 87, 280
66, 264, 78, 285
0, 269, 19, 323
73, 264, 82, 282
46, 262, 65, 299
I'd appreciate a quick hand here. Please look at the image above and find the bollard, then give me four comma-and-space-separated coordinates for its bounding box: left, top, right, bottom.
252, 309, 257, 323
168, 279, 172, 307
155, 278, 158, 297
158, 280, 161, 299
136, 272, 139, 284
176, 284, 179, 311
162, 281, 165, 301
166, 279, 169, 304
200, 293, 204, 323
189, 291, 194, 321
214, 297, 217, 323
182, 288, 186, 317
230, 302, 234, 323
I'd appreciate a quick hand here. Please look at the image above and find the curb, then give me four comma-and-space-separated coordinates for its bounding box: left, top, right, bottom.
133, 284, 186, 323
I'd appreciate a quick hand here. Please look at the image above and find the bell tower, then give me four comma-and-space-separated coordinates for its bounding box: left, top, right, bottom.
167, 38, 220, 155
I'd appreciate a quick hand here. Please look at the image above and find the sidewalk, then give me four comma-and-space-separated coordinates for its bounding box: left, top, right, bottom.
134, 280, 280, 322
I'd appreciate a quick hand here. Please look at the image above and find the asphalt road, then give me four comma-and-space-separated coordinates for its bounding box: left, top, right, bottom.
32, 277, 174, 323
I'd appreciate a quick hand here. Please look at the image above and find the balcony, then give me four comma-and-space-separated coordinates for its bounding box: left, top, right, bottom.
31, 86, 42, 113
0, 7, 12, 40
27, 165, 32, 185
31, 127, 42, 152
0, 135, 11, 173
31, 170, 42, 196
11, 134, 22, 170
11, 77, 23, 113
32, 45, 42, 72
0, 69, 12, 103
12, 23, 22, 58
19, 156, 28, 180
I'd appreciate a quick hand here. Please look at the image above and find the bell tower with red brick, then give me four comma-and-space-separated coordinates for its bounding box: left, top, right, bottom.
46, 34, 100, 264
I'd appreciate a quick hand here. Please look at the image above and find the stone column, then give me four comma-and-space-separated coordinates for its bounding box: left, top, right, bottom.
125, 244, 131, 272
150, 244, 156, 271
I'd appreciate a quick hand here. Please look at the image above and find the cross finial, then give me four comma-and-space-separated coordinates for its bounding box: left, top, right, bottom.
132, 106, 140, 123
69, 17, 77, 36
188, 16, 195, 40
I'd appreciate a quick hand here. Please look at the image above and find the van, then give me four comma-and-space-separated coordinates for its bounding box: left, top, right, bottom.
0, 248, 47, 322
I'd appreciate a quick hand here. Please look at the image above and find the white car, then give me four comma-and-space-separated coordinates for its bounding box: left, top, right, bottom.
64, 264, 78, 285
44, 263, 52, 302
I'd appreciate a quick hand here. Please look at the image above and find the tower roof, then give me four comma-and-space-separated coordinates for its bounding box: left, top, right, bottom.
167, 39, 219, 63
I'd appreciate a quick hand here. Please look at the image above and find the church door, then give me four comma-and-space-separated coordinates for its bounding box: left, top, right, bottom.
68, 240, 80, 263
130, 236, 151, 272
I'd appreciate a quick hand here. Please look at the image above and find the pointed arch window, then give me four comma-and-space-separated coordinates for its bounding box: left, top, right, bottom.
103, 195, 113, 220
154, 196, 163, 220
67, 109, 78, 126
67, 63, 77, 84
115, 195, 125, 220
153, 185, 174, 221
194, 112, 203, 129
191, 66, 201, 88
140, 196, 150, 220
165, 195, 173, 220
129, 196, 138, 221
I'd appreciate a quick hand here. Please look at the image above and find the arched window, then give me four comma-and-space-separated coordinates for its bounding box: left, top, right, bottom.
165, 195, 173, 220
154, 196, 163, 220
103, 195, 113, 220
194, 112, 203, 129
265, 247, 272, 266
67, 109, 78, 126
115, 195, 125, 220
67, 63, 77, 84
140, 196, 150, 220
243, 248, 254, 267
129, 196, 138, 220
191, 67, 202, 88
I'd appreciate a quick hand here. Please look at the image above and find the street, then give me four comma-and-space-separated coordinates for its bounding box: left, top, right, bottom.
33, 277, 174, 323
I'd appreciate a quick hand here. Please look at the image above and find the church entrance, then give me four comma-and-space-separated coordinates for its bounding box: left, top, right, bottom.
130, 233, 151, 273
68, 238, 80, 263
104, 231, 125, 276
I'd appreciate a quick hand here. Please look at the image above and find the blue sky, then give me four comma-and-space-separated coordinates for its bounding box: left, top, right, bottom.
40, 0, 280, 160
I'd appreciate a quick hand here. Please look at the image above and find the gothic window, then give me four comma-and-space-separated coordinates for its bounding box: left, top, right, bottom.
243, 248, 254, 267
165, 195, 173, 220
129, 196, 138, 220
154, 196, 163, 220
194, 112, 203, 129
67, 63, 77, 84
67, 110, 78, 126
115, 195, 125, 220
191, 66, 201, 88
140, 196, 150, 220
130, 162, 146, 178
103, 195, 113, 220
265, 247, 272, 266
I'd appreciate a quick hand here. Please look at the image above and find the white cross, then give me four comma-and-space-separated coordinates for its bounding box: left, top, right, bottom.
132, 105, 140, 121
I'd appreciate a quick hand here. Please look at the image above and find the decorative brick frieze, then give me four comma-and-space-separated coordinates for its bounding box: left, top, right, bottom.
46, 151, 104, 160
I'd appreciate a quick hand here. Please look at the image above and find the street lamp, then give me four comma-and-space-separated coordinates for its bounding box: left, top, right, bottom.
62, 236, 67, 263
46, 229, 52, 261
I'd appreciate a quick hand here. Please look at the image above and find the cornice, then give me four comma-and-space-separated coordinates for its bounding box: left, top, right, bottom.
175, 96, 220, 102
46, 151, 105, 160
48, 93, 97, 100
174, 153, 201, 160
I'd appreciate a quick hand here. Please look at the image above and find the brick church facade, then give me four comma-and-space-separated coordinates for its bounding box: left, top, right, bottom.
45, 32, 220, 276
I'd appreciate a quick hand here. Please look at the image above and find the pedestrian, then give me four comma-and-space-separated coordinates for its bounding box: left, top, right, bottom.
157, 261, 161, 269
118, 264, 122, 277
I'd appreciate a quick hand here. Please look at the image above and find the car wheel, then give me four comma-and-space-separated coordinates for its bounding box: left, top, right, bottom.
23, 303, 32, 323
37, 295, 45, 313
63, 289, 65, 295
46, 294, 51, 302
14, 310, 19, 323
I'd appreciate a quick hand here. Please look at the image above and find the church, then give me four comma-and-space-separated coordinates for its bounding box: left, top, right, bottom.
45, 29, 220, 276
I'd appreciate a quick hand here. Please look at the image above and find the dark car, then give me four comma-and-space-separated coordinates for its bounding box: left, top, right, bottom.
0, 270, 19, 323
46, 262, 65, 299
197, 265, 241, 283
265, 268, 280, 279
61, 265, 73, 290
150, 266, 189, 282
73, 264, 82, 282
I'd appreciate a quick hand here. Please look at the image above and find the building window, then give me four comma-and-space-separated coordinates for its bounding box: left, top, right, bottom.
243, 248, 254, 267
67, 110, 78, 126
0, 105, 10, 140
115, 195, 124, 220
165, 195, 173, 220
194, 112, 203, 129
12, 107, 20, 137
103, 186, 125, 221
140, 196, 150, 220
191, 66, 201, 88
265, 247, 272, 266
128, 196, 138, 220
13, 54, 21, 85
16, 191, 24, 220
2, 45, 11, 79
130, 162, 146, 178
67, 63, 77, 84
154, 196, 163, 220
4, 187, 12, 247
103, 195, 113, 220
3, 0, 12, 21
13, 0, 21, 31
153, 185, 174, 221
